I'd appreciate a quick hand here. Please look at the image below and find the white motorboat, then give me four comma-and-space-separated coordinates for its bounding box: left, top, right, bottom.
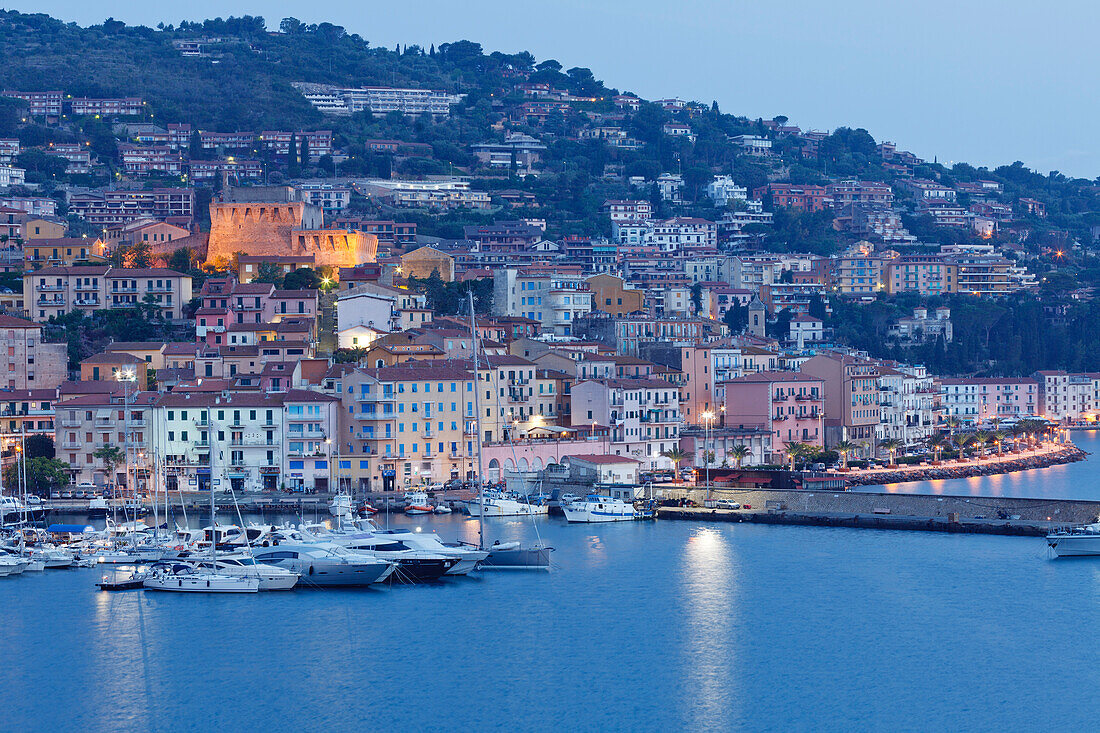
1047, 523, 1100, 557
404, 492, 434, 515
30, 546, 73, 568
87, 496, 109, 518
433, 504, 453, 514
340, 519, 488, 575
1, 495, 48, 522
329, 493, 354, 519
464, 491, 549, 517
250, 539, 397, 586
0, 555, 28, 576
295, 524, 461, 581
169, 556, 299, 591
143, 563, 260, 593
563, 495, 653, 523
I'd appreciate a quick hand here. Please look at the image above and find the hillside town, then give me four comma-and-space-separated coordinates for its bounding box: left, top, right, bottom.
0, 14, 1096, 496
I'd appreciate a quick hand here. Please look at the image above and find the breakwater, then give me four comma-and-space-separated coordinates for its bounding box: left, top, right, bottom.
657, 485, 1100, 536
844, 445, 1086, 487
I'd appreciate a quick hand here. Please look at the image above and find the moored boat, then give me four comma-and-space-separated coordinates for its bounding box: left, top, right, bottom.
1047, 522, 1100, 557
562, 495, 655, 523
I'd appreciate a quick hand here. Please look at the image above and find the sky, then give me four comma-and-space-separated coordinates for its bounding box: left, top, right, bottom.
29, 0, 1100, 178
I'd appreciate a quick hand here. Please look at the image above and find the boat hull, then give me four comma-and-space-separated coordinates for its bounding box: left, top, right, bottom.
386, 557, 458, 584
562, 508, 640, 523
465, 501, 549, 517
1047, 534, 1100, 557
295, 561, 395, 587
481, 546, 552, 570
143, 574, 260, 593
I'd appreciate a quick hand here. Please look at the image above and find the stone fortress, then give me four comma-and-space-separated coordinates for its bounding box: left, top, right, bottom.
205, 185, 376, 268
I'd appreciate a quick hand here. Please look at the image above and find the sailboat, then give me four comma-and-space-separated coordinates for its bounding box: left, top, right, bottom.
465, 293, 552, 571
143, 412, 258, 593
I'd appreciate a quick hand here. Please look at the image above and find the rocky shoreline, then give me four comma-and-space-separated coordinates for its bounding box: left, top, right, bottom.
846, 446, 1088, 487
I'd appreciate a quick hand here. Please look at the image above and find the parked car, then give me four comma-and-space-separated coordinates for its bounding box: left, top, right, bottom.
715, 500, 741, 510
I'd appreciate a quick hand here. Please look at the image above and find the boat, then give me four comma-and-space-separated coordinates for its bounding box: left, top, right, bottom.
177, 555, 299, 591
338, 519, 488, 576
1047, 523, 1100, 557
562, 495, 655, 523
404, 492, 434, 515
143, 563, 260, 593
329, 493, 354, 519
87, 496, 109, 519
0, 555, 28, 576
480, 540, 553, 570
297, 525, 462, 582
0, 495, 48, 523
250, 540, 396, 586
433, 504, 453, 514
463, 490, 550, 517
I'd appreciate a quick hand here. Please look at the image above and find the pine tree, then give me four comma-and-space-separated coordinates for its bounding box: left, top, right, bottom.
287, 134, 300, 178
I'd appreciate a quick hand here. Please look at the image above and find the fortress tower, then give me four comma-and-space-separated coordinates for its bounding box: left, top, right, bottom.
206, 186, 376, 268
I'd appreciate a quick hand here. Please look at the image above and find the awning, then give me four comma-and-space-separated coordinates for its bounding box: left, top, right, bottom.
47, 524, 94, 534
526, 425, 576, 435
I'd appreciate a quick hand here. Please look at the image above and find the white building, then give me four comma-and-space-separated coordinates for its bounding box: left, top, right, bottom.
876, 365, 935, 447
570, 378, 680, 470
492, 268, 593, 337
706, 175, 748, 207
0, 165, 26, 187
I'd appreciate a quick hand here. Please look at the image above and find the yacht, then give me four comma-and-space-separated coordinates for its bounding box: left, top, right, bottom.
250, 540, 396, 586
143, 563, 260, 593
463, 491, 549, 517
1, 495, 48, 523
341, 519, 488, 575
404, 492, 434, 515
0, 555, 28, 576
169, 555, 299, 591
297, 525, 460, 582
562, 495, 653, 523
1047, 523, 1100, 557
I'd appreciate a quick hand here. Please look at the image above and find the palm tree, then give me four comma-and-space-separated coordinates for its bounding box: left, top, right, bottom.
879, 438, 902, 466
955, 434, 973, 461
928, 434, 948, 463
727, 445, 751, 470
1009, 423, 1026, 451
784, 442, 811, 471
945, 416, 960, 436
992, 430, 1007, 456
833, 439, 857, 470
659, 447, 689, 470
972, 431, 991, 459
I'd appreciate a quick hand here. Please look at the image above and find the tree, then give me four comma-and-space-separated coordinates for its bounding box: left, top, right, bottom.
93, 445, 125, 485
690, 282, 703, 315
928, 434, 948, 463
168, 247, 195, 273
971, 431, 991, 459
283, 267, 322, 290
252, 261, 285, 286
660, 447, 689, 468
287, 134, 300, 178
833, 439, 857, 469
189, 130, 202, 161
992, 430, 1007, 456
879, 438, 902, 466
25, 434, 54, 460
784, 442, 811, 470
4, 457, 69, 498
130, 239, 152, 268
727, 445, 751, 469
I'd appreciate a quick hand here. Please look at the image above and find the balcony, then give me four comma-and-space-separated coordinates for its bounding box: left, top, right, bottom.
146, 285, 174, 293
74, 298, 101, 307
59, 419, 81, 428
356, 393, 395, 402
60, 441, 81, 450
36, 284, 64, 292
193, 417, 209, 426
37, 298, 65, 306
93, 418, 113, 428
112, 286, 138, 293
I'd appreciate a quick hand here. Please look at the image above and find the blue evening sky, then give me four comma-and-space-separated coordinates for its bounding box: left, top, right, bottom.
29, 0, 1100, 178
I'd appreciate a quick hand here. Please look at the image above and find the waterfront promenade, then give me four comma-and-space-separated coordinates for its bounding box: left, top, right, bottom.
842, 442, 1085, 487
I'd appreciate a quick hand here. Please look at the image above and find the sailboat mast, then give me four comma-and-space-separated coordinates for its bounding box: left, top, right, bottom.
468, 291, 486, 551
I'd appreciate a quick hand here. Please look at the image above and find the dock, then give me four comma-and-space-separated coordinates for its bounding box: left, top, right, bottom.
655, 487, 1100, 537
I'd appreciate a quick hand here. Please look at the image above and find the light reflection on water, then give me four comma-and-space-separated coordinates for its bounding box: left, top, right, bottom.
871, 432, 1100, 500
681, 526, 739, 729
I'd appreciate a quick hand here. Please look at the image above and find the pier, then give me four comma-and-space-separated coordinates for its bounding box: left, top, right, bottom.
657, 486, 1100, 536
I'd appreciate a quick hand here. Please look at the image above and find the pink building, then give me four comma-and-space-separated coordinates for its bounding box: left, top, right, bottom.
718, 371, 824, 460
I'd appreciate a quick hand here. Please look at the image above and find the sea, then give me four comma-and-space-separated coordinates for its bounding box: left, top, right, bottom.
3, 434, 1100, 731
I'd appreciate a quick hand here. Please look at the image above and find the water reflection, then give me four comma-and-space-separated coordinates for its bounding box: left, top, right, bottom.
680, 526, 739, 729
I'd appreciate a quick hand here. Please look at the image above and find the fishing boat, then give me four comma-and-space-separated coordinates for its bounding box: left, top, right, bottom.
562, 496, 656, 523
462, 490, 549, 517
404, 492, 434, 515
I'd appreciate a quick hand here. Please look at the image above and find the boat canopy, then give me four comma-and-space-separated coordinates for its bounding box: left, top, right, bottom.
47, 524, 94, 533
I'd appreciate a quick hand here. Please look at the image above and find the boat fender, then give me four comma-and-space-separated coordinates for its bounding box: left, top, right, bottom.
308, 566, 314, 575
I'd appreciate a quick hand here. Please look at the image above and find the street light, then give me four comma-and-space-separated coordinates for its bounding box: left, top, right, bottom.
701, 411, 715, 501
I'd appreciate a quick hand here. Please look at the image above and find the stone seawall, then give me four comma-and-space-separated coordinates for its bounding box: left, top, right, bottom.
845, 445, 1087, 487
662, 486, 1100, 524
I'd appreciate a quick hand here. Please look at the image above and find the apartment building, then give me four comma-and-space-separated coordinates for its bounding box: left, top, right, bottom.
0, 316, 67, 390
55, 390, 157, 487
70, 97, 144, 116
876, 365, 936, 447
570, 378, 680, 469
68, 188, 195, 227
939, 378, 1038, 424
800, 352, 880, 452
885, 255, 957, 295
195, 277, 317, 346
1034, 371, 1100, 422
335, 362, 477, 491
718, 371, 824, 460
25, 266, 193, 322
0, 388, 56, 439
492, 268, 593, 336
24, 237, 105, 268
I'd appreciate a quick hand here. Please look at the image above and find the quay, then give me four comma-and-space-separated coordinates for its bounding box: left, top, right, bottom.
841, 444, 1086, 487
657, 486, 1100, 537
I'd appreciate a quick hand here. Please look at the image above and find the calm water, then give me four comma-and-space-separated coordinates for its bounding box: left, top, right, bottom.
868, 430, 1100, 500
2, 506, 1100, 731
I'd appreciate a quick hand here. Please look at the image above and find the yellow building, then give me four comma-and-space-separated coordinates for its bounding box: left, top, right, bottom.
586, 274, 645, 316
25, 237, 106, 268
399, 246, 455, 282
23, 218, 67, 240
